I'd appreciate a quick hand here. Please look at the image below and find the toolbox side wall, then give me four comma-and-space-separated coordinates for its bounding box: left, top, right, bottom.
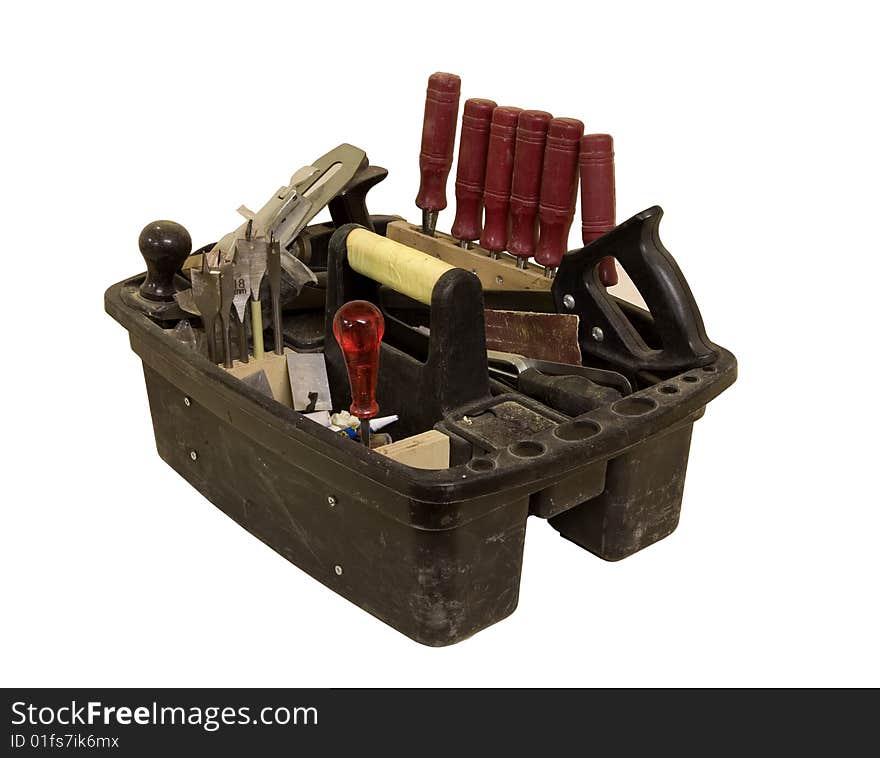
141, 365, 528, 646
549, 422, 695, 560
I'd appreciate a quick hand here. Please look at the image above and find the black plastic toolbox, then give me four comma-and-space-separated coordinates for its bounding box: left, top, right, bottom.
105, 205, 736, 646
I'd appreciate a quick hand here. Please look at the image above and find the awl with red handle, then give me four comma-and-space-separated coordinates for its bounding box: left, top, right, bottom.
450, 98, 497, 249
580, 133, 618, 286
480, 106, 522, 259
535, 117, 584, 277
333, 300, 385, 449
416, 72, 461, 237
508, 110, 553, 269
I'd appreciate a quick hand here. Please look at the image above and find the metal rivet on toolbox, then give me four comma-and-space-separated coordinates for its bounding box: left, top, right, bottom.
563, 294, 575, 310
189, 450, 198, 461
591, 326, 604, 342
184, 396, 191, 407
334, 565, 344, 576
327, 496, 337, 507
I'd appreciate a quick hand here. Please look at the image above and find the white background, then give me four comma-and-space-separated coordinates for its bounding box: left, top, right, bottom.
2, 1, 878, 687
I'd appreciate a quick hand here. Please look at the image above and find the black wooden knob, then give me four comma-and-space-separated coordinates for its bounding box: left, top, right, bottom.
138, 220, 192, 301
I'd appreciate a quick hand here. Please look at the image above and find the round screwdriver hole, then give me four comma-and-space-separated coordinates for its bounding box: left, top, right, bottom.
659, 385, 679, 395
612, 397, 657, 416
554, 420, 601, 442
702, 365, 717, 373
509, 441, 546, 458
468, 458, 496, 473
682, 375, 699, 383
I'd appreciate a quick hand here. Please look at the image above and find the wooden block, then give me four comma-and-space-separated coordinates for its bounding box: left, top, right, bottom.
484, 309, 582, 365
375, 430, 450, 470
224, 349, 295, 407
386, 221, 552, 292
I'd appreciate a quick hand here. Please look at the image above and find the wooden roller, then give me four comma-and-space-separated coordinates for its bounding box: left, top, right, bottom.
346, 227, 455, 306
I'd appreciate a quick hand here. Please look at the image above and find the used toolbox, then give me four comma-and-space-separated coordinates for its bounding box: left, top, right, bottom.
105, 75, 735, 646
105, 207, 735, 646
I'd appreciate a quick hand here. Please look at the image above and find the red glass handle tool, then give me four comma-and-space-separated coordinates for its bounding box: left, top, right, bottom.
536, 117, 584, 277
333, 300, 385, 448
450, 98, 497, 249
580, 133, 618, 286
416, 72, 462, 237
480, 106, 522, 258
508, 109, 553, 268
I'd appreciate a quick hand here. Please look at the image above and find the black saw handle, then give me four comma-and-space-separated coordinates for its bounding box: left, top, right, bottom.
551, 205, 717, 374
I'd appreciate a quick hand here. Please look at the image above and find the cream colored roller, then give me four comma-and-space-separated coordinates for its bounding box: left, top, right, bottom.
347, 228, 455, 306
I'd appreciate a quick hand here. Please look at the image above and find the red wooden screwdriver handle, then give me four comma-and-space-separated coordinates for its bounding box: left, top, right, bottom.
508, 110, 553, 259
450, 98, 497, 243
580, 133, 618, 286
480, 106, 522, 253
333, 300, 385, 421
415, 73, 461, 214
536, 117, 584, 268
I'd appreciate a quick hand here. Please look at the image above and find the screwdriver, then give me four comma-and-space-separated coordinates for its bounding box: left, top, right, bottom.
535, 117, 584, 277
333, 300, 385, 449
450, 98, 497, 249
480, 106, 522, 259
508, 110, 553, 269
416, 72, 461, 237
580, 133, 618, 286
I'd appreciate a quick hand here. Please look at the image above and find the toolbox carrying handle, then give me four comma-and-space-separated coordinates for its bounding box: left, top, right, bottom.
551, 206, 718, 374
324, 224, 491, 421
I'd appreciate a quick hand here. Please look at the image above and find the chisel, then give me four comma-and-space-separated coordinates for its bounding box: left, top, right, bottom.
580, 133, 618, 286
416, 72, 461, 237
480, 106, 522, 259
508, 110, 553, 269
450, 98, 497, 249
536, 117, 584, 278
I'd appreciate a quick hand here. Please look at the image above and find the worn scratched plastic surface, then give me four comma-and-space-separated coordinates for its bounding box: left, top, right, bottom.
106, 212, 736, 645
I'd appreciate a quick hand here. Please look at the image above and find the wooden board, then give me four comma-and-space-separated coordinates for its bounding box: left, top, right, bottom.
386, 221, 552, 292
224, 349, 295, 407
484, 309, 582, 365
375, 430, 450, 470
